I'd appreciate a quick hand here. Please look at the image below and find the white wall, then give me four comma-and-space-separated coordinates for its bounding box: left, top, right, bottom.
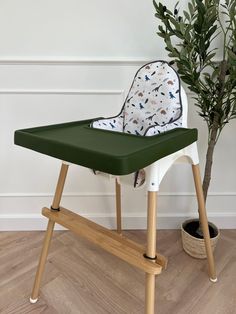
0, 0, 236, 230
0, 0, 163, 60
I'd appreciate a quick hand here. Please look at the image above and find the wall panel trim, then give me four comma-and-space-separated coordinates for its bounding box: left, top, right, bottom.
0, 58, 222, 66
0, 89, 124, 95
0, 58, 152, 66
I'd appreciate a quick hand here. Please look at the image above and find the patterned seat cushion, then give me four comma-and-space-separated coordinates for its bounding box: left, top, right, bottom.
91, 61, 182, 136
91, 61, 183, 187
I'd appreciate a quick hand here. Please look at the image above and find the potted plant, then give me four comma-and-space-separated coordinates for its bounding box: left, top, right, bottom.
153, 0, 236, 258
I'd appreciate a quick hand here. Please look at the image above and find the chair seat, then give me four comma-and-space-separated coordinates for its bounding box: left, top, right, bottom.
14, 118, 197, 175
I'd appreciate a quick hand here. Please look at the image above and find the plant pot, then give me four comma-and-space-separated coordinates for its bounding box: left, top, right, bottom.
181, 218, 220, 259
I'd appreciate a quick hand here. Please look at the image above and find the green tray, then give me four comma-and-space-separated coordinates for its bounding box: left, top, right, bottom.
14, 119, 198, 175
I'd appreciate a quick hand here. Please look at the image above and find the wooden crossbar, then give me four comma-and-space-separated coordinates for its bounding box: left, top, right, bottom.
42, 207, 164, 275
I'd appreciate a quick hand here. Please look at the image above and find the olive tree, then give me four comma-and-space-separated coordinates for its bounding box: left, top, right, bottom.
153, 0, 236, 202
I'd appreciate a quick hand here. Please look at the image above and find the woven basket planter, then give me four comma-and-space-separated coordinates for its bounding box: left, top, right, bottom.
181, 218, 220, 259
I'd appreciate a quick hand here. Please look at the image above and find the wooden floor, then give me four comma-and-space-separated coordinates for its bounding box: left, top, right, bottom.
0, 229, 235, 314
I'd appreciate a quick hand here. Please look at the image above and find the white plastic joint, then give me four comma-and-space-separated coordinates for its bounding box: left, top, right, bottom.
62, 160, 71, 166
146, 162, 160, 192
210, 277, 218, 283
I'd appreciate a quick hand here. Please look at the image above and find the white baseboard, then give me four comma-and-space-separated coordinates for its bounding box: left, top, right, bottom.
0, 212, 236, 231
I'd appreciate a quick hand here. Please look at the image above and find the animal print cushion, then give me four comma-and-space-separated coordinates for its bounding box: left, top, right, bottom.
91, 61, 182, 136
91, 61, 183, 187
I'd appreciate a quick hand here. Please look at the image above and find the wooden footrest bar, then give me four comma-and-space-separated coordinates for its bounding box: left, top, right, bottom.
42, 207, 164, 275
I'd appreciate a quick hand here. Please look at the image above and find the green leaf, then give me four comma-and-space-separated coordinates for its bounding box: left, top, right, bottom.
174, 1, 180, 10
206, 25, 218, 41
153, 0, 159, 11
179, 22, 186, 34
194, 22, 202, 34
183, 10, 191, 21
228, 50, 236, 65
225, 98, 231, 117
205, 52, 216, 63
196, 0, 206, 16
158, 25, 165, 33
157, 32, 167, 39
188, 2, 194, 17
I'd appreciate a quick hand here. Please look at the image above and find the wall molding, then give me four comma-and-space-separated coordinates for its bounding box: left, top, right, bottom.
0, 88, 192, 97
0, 89, 124, 95
0, 57, 223, 66
0, 58, 153, 66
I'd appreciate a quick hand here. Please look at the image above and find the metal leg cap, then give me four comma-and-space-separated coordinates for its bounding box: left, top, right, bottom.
210, 277, 218, 283
30, 297, 38, 304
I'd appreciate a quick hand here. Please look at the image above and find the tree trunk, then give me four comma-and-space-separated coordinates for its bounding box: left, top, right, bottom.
202, 122, 219, 203
202, 59, 227, 203
196, 121, 219, 237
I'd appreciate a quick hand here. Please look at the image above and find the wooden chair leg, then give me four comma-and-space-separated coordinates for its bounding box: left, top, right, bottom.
30, 219, 55, 303
145, 191, 157, 314
51, 163, 69, 210
30, 162, 69, 303
192, 164, 217, 282
115, 178, 122, 234
145, 273, 155, 314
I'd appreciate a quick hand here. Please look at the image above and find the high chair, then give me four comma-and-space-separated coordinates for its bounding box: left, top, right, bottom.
14, 61, 217, 314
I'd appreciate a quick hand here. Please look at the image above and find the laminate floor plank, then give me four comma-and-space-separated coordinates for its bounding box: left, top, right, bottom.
0, 230, 235, 314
